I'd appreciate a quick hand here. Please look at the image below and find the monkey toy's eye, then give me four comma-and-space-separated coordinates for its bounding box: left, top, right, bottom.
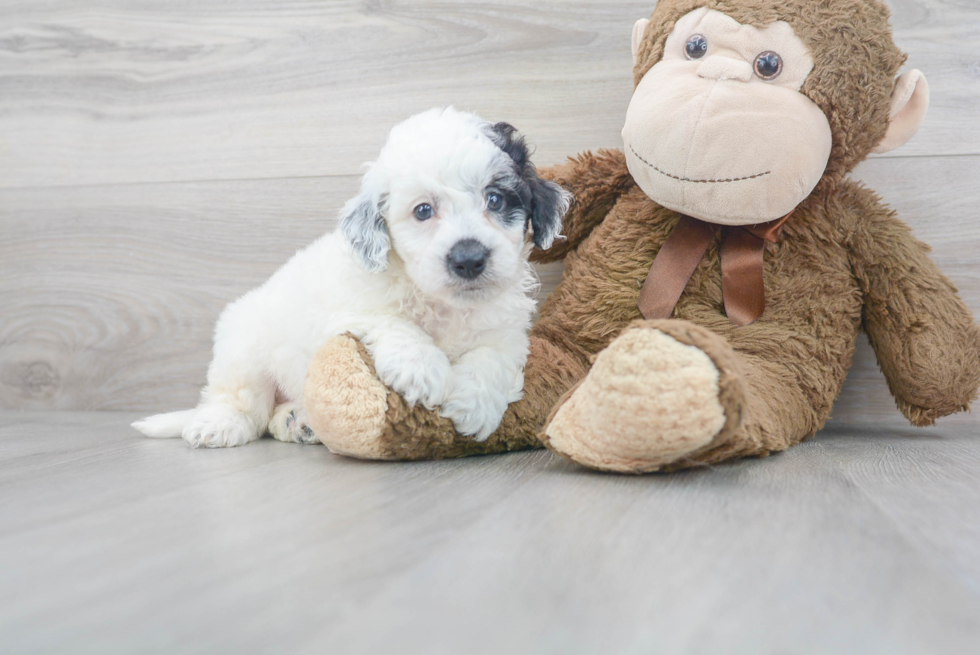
685, 34, 708, 60
414, 203, 433, 220
486, 192, 503, 211
754, 51, 783, 80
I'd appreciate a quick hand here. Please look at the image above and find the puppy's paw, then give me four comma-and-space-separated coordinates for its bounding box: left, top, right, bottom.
269, 403, 320, 445
182, 404, 259, 448
440, 376, 508, 442
373, 342, 452, 410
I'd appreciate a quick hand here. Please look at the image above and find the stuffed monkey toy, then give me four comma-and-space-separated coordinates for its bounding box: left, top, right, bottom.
304, 0, 980, 472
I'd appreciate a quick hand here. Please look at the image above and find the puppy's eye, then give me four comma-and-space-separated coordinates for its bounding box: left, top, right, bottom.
486, 192, 503, 211
754, 51, 782, 80
685, 34, 708, 60
414, 203, 433, 221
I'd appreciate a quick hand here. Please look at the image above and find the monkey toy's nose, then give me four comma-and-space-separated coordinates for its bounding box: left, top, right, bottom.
697, 56, 753, 83
447, 239, 490, 280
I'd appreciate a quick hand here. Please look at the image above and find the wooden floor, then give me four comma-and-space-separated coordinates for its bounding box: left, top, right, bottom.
2, 0, 979, 416
3, 1, 980, 652
1, 411, 979, 654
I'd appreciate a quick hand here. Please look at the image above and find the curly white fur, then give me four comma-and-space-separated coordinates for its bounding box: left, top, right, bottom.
133, 107, 569, 447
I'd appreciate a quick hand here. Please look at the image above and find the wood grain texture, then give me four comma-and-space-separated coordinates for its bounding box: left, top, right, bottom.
0, 0, 978, 189
0, 176, 358, 410
1, 411, 979, 654
1, 0, 979, 425
2, 4, 979, 650
2, 156, 979, 417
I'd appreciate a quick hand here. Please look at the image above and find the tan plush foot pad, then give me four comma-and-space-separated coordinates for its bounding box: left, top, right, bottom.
304, 334, 392, 459
303, 334, 540, 461
541, 320, 745, 473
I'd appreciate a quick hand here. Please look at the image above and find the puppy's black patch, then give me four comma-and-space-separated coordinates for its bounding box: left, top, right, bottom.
486, 122, 568, 250
485, 177, 528, 228
525, 175, 568, 250
488, 122, 531, 170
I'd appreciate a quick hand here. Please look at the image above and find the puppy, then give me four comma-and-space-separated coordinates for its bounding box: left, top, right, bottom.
133, 107, 570, 448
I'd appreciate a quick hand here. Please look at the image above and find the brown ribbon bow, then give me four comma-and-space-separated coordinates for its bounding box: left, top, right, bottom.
637, 212, 792, 326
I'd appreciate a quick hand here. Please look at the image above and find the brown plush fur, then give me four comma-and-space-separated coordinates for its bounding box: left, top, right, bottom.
304, 0, 980, 470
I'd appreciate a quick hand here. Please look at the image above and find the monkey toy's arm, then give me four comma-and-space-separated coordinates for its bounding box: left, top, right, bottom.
847, 188, 980, 426
533, 149, 635, 263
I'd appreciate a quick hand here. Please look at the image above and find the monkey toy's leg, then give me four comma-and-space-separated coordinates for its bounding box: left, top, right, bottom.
541, 319, 821, 473
303, 329, 591, 460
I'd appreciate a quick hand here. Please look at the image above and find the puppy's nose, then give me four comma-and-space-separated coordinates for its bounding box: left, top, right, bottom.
447, 239, 490, 280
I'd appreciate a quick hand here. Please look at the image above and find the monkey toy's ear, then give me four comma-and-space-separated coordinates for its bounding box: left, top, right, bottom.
631, 18, 650, 66
872, 70, 930, 154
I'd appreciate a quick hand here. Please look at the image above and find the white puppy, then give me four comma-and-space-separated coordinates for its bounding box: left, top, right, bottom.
133, 107, 570, 448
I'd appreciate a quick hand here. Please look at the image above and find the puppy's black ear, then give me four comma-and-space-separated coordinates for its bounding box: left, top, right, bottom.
528, 177, 571, 250
487, 122, 530, 169
340, 192, 390, 272
487, 121, 570, 250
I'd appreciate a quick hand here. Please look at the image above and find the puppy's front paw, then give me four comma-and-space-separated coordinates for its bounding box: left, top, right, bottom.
440, 377, 508, 442
183, 404, 258, 448
373, 342, 452, 410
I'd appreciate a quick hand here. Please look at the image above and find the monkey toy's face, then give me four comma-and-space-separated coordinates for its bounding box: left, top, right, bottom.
622, 8, 833, 225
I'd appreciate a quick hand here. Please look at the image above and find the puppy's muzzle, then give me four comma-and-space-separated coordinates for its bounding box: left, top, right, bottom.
447, 239, 491, 281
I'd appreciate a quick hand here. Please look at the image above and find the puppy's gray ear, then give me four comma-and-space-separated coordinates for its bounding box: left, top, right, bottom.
340, 192, 390, 272
528, 177, 571, 251
486, 121, 571, 250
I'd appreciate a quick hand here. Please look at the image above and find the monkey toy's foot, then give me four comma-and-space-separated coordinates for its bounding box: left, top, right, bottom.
303, 334, 439, 460
541, 320, 746, 473
303, 334, 538, 461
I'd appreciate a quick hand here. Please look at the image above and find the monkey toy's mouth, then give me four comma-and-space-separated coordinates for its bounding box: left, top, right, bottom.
627, 144, 771, 185
623, 138, 801, 225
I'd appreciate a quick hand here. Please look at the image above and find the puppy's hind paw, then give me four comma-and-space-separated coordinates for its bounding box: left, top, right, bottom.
182, 405, 259, 448
269, 403, 320, 445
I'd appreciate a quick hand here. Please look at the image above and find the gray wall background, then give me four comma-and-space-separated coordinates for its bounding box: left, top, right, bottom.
1, 0, 978, 425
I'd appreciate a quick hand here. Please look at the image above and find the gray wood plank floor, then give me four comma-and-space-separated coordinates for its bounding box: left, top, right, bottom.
1, 411, 979, 654
3, 1, 980, 652
2, 0, 980, 414
2, 0, 977, 189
